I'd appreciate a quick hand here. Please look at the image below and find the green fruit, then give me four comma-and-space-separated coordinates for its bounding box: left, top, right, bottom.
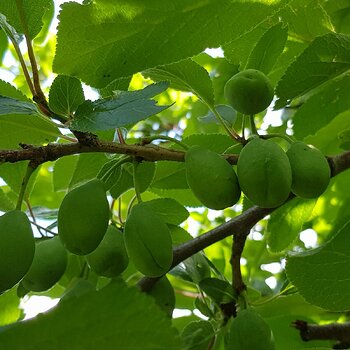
22, 236, 68, 292
224, 69, 274, 115
124, 203, 173, 277
185, 146, 241, 210
58, 179, 110, 255
148, 276, 175, 318
0, 210, 35, 293
226, 309, 275, 350
237, 138, 292, 208
86, 225, 129, 277
287, 141, 330, 198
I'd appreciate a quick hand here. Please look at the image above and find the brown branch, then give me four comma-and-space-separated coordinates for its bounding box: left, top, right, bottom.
293, 320, 350, 349
138, 206, 272, 292
231, 228, 250, 295
0, 141, 187, 164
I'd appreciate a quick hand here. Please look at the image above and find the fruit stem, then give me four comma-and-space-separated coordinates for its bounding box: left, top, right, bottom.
249, 114, 258, 135
261, 133, 294, 144
133, 160, 143, 203
16, 162, 37, 211
142, 135, 189, 150
209, 106, 243, 142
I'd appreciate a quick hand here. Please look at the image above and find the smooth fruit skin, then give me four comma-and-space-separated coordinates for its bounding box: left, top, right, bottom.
224, 69, 274, 115
287, 142, 330, 198
58, 179, 110, 255
124, 203, 173, 277
185, 146, 241, 210
0, 210, 35, 293
237, 138, 292, 208
226, 309, 275, 350
147, 276, 175, 318
86, 225, 129, 277
22, 236, 68, 292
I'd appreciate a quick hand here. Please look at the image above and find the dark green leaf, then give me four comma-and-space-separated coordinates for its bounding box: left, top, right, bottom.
0, 0, 52, 39
71, 82, 170, 132
198, 105, 236, 126
144, 59, 214, 106
286, 219, 350, 311
246, 22, 288, 74
0, 95, 39, 115
276, 33, 350, 107
267, 198, 317, 253
182, 321, 215, 350
48, 75, 85, 116
0, 281, 181, 349
53, 0, 284, 87
133, 161, 156, 193
199, 278, 235, 304
293, 73, 350, 139
142, 198, 189, 225
0, 80, 29, 101
99, 77, 132, 98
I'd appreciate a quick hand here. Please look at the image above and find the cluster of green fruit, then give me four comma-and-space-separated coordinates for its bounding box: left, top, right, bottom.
58, 178, 173, 278
185, 69, 331, 210
0, 178, 175, 317
0, 211, 67, 294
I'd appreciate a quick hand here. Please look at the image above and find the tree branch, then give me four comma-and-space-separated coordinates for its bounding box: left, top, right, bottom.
138, 206, 272, 292
0, 141, 187, 164
292, 320, 350, 349
231, 228, 250, 295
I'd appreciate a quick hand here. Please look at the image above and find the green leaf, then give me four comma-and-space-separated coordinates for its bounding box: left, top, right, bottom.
198, 105, 236, 126
0, 288, 21, 327
276, 33, 350, 107
144, 59, 214, 106
143, 198, 189, 225
0, 95, 39, 115
0, 281, 181, 349
48, 75, 85, 116
0, 80, 30, 101
338, 128, 350, 150
97, 156, 125, 191
0, 13, 21, 45
286, 219, 350, 311
0, 30, 8, 66
150, 188, 202, 207
99, 77, 132, 98
132, 161, 156, 193
152, 162, 188, 190
182, 133, 234, 153
53, 0, 283, 87
0, 0, 53, 39
0, 187, 15, 211
109, 164, 134, 199
71, 82, 170, 132
0, 115, 60, 149
181, 321, 215, 350
293, 73, 350, 139
53, 155, 79, 192
246, 22, 288, 74
223, 0, 332, 70
198, 278, 235, 304
69, 153, 109, 189
267, 198, 317, 253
